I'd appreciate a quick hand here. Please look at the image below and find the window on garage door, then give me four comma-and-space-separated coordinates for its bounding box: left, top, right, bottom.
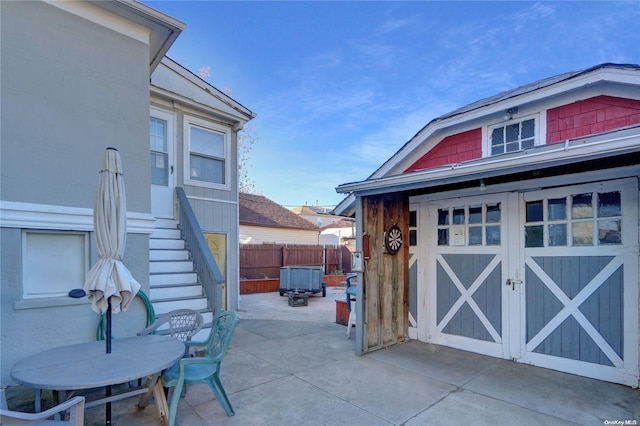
437, 202, 501, 247
524, 191, 622, 248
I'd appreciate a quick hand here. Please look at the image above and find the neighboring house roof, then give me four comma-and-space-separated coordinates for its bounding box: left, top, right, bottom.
320, 218, 355, 230
291, 205, 333, 215
240, 193, 319, 231
334, 63, 640, 215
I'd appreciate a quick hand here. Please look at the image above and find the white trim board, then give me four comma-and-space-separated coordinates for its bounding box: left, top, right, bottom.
0, 201, 155, 234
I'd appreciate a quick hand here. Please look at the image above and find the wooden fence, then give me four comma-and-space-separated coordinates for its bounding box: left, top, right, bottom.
239, 244, 352, 279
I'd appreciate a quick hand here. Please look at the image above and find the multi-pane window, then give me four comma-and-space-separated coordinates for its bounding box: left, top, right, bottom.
437, 203, 501, 246
409, 210, 417, 246
525, 191, 622, 247
150, 117, 168, 186
489, 118, 535, 155
185, 116, 229, 188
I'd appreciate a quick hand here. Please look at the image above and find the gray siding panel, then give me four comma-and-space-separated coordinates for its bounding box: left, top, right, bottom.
438, 254, 501, 342
526, 256, 623, 366
185, 195, 239, 310
409, 257, 417, 322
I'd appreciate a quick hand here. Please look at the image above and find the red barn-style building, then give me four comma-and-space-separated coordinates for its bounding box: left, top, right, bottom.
336, 63, 640, 388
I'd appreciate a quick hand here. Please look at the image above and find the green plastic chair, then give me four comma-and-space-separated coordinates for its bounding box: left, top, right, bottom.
161, 310, 239, 426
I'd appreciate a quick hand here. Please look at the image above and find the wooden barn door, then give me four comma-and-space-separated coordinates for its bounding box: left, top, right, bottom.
520, 179, 638, 386
361, 194, 408, 354
426, 193, 513, 359
425, 178, 638, 386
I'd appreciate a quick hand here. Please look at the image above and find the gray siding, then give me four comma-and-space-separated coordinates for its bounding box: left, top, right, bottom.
437, 254, 502, 342
150, 98, 242, 310
526, 256, 623, 366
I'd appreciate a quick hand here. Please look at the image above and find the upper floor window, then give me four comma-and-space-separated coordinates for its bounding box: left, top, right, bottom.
488, 116, 537, 156
184, 116, 230, 189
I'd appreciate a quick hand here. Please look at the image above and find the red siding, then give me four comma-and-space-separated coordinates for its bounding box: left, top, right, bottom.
547, 95, 640, 143
405, 128, 482, 172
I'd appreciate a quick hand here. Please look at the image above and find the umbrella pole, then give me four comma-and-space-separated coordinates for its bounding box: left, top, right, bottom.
106, 299, 112, 354
106, 298, 112, 425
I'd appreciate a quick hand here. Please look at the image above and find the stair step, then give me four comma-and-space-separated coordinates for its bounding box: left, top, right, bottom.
150, 228, 181, 239
151, 284, 202, 300
154, 218, 178, 229
152, 297, 209, 314
150, 272, 198, 286
150, 260, 194, 274
150, 238, 185, 250
150, 249, 190, 261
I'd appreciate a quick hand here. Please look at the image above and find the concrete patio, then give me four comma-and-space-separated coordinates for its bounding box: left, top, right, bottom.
5, 286, 639, 425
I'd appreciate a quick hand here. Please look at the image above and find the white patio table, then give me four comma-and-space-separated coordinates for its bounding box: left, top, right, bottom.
11, 334, 184, 424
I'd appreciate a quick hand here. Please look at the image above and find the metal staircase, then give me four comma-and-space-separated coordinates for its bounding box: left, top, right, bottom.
149, 218, 213, 340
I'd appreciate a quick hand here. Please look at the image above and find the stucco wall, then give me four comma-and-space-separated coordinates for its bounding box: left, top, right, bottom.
0, 1, 153, 385
0, 229, 149, 385
0, 1, 150, 212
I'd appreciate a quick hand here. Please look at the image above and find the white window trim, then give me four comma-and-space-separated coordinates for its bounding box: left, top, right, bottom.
150, 107, 176, 188
183, 115, 231, 190
483, 113, 541, 157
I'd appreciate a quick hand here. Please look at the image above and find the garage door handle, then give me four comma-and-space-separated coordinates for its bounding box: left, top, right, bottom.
506, 278, 523, 290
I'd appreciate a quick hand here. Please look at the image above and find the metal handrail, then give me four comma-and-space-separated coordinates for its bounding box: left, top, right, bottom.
176, 187, 223, 312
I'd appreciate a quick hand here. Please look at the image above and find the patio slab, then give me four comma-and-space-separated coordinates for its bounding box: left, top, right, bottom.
4, 288, 639, 425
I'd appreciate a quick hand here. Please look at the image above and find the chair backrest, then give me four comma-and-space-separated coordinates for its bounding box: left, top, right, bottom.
167, 309, 204, 342
138, 309, 204, 342
202, 310, 239, 362
0, 395, 85, 426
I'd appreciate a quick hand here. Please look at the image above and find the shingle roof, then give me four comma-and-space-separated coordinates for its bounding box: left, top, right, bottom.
320, 218, 355, 230
239, 193, 319, 230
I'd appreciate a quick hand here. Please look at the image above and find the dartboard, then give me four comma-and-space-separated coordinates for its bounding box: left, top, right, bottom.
384, 224, 403, 255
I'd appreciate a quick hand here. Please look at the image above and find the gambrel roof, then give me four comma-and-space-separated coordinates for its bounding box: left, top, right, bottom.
334, 63, 640, 216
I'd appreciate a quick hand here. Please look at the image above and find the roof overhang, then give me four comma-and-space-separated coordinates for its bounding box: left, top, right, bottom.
334, 125, 640, 216
151, 57, 256, 129
91, 0, 185, 73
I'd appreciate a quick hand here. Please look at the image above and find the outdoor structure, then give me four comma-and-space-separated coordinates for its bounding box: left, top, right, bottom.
335, 63, 640, 388
240, 193, 320, 244
291, 202, 339, 228
1, 0, 253, 386
319, 217, 356, 250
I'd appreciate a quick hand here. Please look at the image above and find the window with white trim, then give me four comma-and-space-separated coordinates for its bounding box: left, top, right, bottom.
184, 116, 230, 189
150, 116, 169, 186
22, 230, 89, 298
488, 115, 538, 156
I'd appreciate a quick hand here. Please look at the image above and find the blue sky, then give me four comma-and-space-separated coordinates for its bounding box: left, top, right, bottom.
145, 1, 639, 210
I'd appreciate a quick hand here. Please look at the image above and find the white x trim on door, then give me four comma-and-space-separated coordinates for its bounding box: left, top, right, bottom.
525, 255, 624, 368
436, 253, 502, 343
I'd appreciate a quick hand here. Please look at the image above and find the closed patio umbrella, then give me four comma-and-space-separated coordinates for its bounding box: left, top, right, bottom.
84, 147, 141, 346
83, 147, 140, 425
